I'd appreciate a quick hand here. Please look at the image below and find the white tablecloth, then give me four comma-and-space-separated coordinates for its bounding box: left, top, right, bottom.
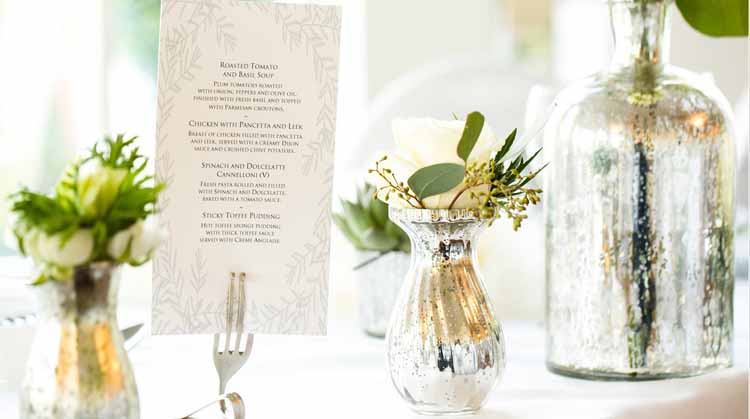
1, 285, 748, 419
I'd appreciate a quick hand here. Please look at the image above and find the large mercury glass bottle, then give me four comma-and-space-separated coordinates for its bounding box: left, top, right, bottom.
544, 0, 735, 379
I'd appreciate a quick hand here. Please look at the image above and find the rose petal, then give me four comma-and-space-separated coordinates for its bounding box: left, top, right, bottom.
39, 230, 94, 267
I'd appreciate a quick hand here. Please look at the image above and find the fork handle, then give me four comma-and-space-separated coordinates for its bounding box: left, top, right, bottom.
219, 378, 228, 396
218, 380, 228, 413
182, 393, 245, 419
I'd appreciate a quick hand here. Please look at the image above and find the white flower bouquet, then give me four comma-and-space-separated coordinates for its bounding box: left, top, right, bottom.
369, 111, 546, 229
7, 135, 164, 284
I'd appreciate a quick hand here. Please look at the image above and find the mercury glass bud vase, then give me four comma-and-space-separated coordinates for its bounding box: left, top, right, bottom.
544, 0, 734, 380
387, 208, 505, 415
20, 263, 139, 419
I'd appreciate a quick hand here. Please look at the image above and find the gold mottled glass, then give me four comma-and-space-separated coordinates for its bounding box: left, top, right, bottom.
20, 263, 139, 418
544, 0, 735, 380
387, 208, 505, 414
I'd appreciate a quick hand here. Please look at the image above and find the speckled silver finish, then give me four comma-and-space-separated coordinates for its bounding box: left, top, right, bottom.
387, 208, 505, 415
544, 0, 734, 380
20, 263, 139, 419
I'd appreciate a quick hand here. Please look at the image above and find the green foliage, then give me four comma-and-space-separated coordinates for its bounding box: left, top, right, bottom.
8, 134, 164, 280
9, 189, 80, 236
675, 0, 748, 37
484, 132, 546, 230
495, 129, 517, 163
406, 112, 485, 202
369, 156, 425, 208
99, 136, 163, 234
407, 163, 465, 200
456, 111, 485, 162
370, 111, 546, 230
333, 184, 409, 253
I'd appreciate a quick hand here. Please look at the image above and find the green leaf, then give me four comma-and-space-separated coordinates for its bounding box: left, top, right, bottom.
515, 148, 543, 174
495, 128, 517, 163
456, 112, 485, 162
9, 189, 80, 235
369, 197, 389, 228
91, 221, 108, 260
341, 201, 374, 237
30, 273, 48, 286
13, 231, 25, 256
361, 228, 400, 252
517, 162, 550, 189
55, 159, 81, 213
408, 163, 465, 200
676, 0, 748, 37
384, 221, 407, 242
333, 213, 363, 249
355, 185, 370, 207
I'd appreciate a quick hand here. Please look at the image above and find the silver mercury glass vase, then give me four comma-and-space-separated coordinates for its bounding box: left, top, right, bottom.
544, 0, 735, 379
387, 208, 505, 415
20, 263, 139, 419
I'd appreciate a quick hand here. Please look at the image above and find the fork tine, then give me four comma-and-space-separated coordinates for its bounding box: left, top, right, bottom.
234, 272, 247, 355
224, 272, 236, 353
213, 333, 220, 352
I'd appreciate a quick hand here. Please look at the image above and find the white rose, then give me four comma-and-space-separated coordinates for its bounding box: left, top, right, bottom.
23, 230, 43, 262
108, 216, 164, 264
36, 229, 94, 267
77, 159, 128, 218
371, 118, 500, 209
392, 118, 499, 167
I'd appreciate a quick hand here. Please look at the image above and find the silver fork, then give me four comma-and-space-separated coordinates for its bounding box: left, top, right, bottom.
213, 272, 254, 403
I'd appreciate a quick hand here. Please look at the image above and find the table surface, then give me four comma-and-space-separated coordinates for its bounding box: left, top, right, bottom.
1, 285, 748, 419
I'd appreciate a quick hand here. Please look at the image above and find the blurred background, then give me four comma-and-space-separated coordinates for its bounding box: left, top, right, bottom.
0, 0, 747, 325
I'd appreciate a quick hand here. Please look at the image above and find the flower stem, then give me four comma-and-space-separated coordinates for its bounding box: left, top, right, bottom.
447, 185, 471, 209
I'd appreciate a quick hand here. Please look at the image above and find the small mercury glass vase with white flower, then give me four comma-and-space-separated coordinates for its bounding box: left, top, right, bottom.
7, 135, 164, 419
370, 112, 545, 415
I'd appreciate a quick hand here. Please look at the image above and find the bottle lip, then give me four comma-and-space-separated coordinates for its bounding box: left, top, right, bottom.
388, 207, 486, 223
604, 0, 672, 5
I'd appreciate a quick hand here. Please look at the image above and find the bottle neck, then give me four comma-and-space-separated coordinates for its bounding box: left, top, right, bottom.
609, 0, 672, 71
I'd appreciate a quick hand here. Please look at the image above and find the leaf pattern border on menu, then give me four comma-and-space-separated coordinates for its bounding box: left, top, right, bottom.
153, 0, 236, 334
242, 3, 340, 335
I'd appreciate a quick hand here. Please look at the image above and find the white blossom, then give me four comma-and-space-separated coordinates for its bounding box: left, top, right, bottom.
370, 118, 499, 209
108, 216, 165, 264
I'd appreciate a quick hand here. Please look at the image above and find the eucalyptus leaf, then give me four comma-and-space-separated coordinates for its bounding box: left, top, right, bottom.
408, 163, 466, 200
456, 112, 485, 162
676, 0, 748, 37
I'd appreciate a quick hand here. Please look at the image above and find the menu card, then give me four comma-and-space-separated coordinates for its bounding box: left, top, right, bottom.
153, 0, 341, 335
